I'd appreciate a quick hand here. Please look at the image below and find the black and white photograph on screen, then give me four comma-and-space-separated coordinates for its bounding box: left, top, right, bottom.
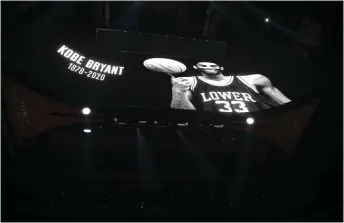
144, 58, 291, 113
170, 61, 291, 113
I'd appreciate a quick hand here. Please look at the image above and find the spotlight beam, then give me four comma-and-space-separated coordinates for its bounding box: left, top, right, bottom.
136, 128, 160, 194
176, 130, 223, 180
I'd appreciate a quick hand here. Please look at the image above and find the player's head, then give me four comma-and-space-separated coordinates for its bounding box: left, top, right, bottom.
193, 62, 224, 75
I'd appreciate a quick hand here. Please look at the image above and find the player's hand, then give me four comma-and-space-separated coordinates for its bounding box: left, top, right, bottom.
171, 77, 191, 93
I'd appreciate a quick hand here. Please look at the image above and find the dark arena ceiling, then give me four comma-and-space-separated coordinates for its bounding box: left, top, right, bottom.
1, 2, 343, 222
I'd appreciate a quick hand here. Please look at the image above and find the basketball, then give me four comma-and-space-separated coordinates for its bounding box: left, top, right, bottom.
143, 58, 187, 74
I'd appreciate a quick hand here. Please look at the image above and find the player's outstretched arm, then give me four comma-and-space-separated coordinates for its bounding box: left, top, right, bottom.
171, 90, 196, 110
249, 74, 291, 105
170, 77, 196, 110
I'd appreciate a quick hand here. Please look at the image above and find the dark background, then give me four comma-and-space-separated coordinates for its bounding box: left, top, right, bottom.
1, 1, 343, 221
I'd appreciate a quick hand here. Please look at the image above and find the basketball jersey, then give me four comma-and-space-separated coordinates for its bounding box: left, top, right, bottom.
189, 76, 278, 113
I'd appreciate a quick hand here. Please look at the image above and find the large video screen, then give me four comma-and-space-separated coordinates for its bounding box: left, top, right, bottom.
56, 45, 291, 114
57, 45, 291, 113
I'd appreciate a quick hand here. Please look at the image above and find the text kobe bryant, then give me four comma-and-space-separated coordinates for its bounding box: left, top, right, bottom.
57, 45, 125, 76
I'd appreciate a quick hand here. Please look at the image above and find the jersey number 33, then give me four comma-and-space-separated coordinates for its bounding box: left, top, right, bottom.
215, 100, 249, 113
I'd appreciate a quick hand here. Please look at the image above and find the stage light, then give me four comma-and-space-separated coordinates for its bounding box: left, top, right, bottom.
83, 129, 91, 133
82, 107, 91, 115
265, 17, 270, 23
246, 117, 255, 125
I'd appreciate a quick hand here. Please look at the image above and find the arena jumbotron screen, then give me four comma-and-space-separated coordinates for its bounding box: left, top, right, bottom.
57, 45, 291, 114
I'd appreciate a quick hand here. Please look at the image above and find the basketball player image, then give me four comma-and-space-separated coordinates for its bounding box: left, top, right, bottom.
170, 62, 291, 113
